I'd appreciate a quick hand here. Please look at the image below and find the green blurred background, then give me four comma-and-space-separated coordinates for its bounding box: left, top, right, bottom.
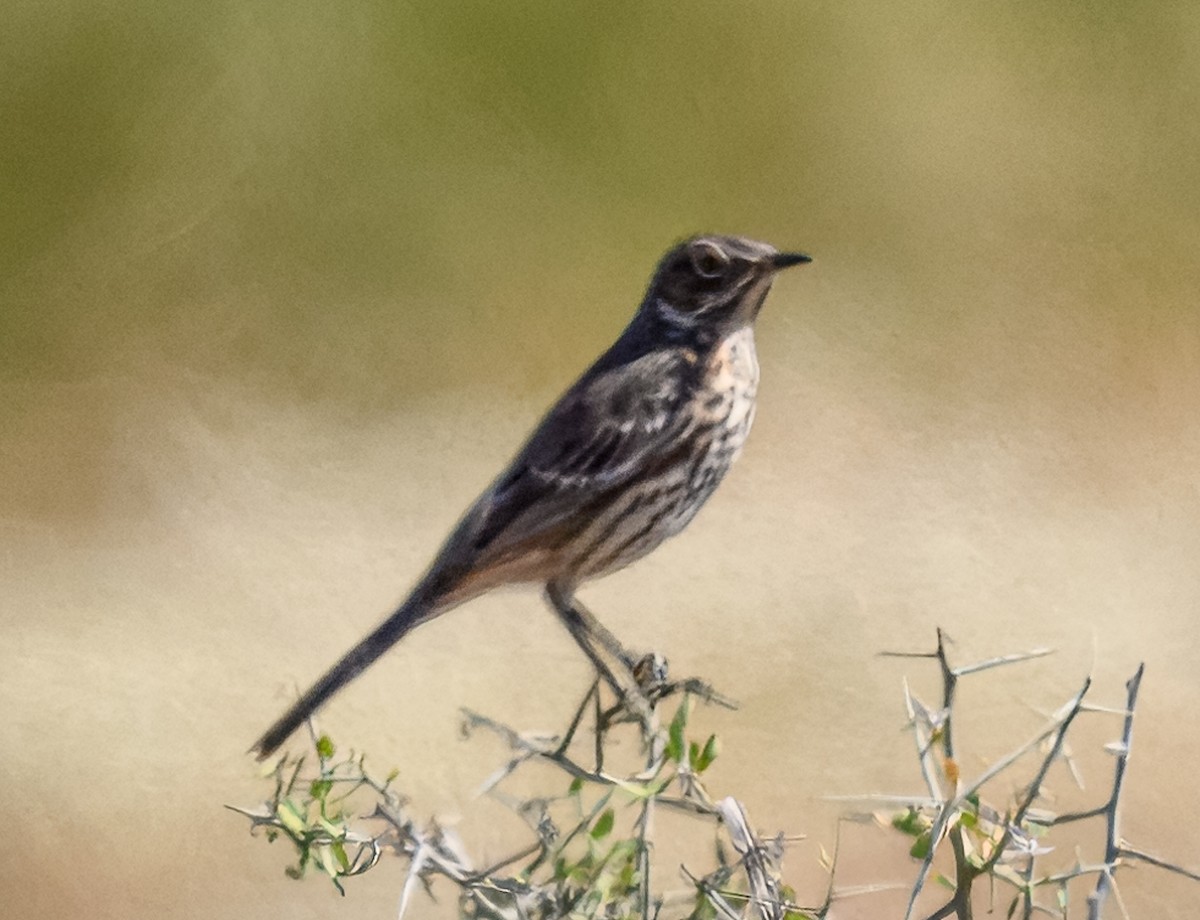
3, 2, 1198, 918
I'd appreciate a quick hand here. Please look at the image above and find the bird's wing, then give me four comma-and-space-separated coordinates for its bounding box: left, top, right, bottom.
437, 347, 695, 573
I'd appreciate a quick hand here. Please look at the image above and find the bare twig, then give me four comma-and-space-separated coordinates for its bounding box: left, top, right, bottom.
1088, 664, 1144, 919
1118, 846, 1200, 883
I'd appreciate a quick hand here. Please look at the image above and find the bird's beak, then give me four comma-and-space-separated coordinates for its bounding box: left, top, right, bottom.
770, 251, 813, 270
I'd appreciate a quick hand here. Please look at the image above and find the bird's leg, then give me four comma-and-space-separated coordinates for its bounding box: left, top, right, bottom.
554, 593, 736, 712
561, 595, 639, 671
544, 585, 628, 696
544, 585, 655, 725
559, 604, 626, 697
568, 595, 673, 700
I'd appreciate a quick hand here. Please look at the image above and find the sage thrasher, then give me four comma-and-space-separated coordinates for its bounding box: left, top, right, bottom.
252, 235, 810, 759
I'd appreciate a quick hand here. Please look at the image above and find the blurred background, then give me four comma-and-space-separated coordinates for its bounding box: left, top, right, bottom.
3, 1, 1198, 917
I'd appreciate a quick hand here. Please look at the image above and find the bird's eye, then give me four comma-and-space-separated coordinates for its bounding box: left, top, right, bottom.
689, 242, 729, 279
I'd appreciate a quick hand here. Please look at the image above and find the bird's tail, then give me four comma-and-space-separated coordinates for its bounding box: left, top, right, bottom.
250, 591, 439, 760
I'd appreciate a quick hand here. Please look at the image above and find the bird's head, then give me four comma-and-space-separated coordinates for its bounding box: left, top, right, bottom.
643, 235, 810, 340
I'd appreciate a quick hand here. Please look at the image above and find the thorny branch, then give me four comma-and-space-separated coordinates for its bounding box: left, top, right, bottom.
859, 631, 1196, 919
236, 663, 818, 919
1085, 663, 1142, 920
234, 631, 1197, 919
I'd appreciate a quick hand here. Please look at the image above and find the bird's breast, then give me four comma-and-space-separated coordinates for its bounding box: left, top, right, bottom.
558, 330, 761, 583
687, 327, 759, 487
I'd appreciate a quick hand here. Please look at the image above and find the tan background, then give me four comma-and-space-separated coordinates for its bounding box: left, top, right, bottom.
3, 2, 1198, 918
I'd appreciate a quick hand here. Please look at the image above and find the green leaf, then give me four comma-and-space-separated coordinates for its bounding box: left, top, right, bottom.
309, 779, 333, 800
316, 845, 339, 878
695, 734, 720, 773
317, 815, 344, 838
666, 700, 689, 763
591, 808, 615, 839
688, 741, 701, 771
277, 799, 308, 836
331, 840, 350, 871
909, 831, 931, 860
568, 776, 584, 796
892, 809, 927, 837
616, 776, 670, 800
315, 735, 335, 760
935, 873, 955, 891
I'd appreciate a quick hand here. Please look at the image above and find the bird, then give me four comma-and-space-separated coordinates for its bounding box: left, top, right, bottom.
251, 235, 810, 760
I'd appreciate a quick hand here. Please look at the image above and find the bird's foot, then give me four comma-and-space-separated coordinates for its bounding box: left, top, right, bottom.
599, 652, 739, 758
629, 651, 739, 711
632, 651, 670, 695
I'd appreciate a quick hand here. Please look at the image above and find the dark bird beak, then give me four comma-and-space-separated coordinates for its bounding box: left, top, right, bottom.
770, 251, 813, 270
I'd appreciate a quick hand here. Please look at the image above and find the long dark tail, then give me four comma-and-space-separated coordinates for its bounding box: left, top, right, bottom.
250, 591, 438, 760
